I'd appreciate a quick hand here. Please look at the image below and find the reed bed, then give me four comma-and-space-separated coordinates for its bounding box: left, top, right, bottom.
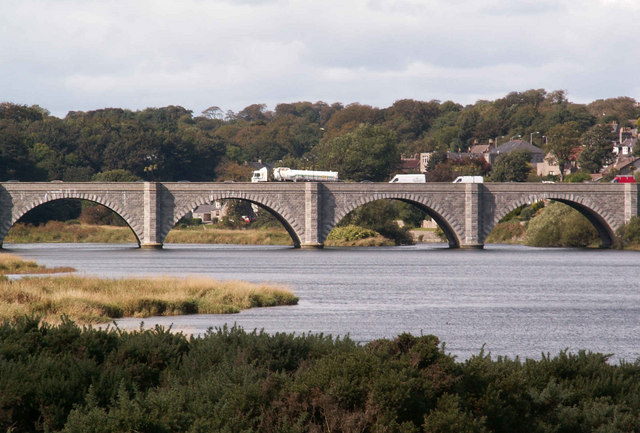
0, 275, 298, 324
5, 222, 136, 243
6, 222, 291, 245
165, 226, 291, 244
0, 252, 75, 275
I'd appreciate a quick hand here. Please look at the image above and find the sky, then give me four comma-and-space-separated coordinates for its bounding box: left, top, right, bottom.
1, 0, 639, 118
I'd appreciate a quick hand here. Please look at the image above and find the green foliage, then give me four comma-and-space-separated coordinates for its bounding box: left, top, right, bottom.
564, 170, 592, 183
0, 92, 633, 188
577, 124, 616, 173
327, 225, 380, 241
525, 201, 600, 247
545, 121, 582, 180
78, 203, 128, 226
91, 169, 141, 182
2, 320, 640, 432
220, 200, 255, 228
491, 150, 532, 182
615, 216, 640, 248
485, 222, 525, 244
251, 209, 283, 229
338, 200, 415, 245
427, 156, 490, 182
314, 123, 400, 182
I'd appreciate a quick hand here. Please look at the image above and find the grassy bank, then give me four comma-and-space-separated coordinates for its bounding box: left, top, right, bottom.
0, 252, 75, 275
0, 275, 297, 324
5, 222, 293, 245
5, 221, 395, 246
165, 225, 291, 245
5, 221, 137, 243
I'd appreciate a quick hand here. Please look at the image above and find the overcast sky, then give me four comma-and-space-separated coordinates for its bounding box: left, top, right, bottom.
2, 0, 639, 118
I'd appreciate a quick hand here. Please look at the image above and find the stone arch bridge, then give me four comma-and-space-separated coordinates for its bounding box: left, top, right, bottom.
0, 181, 637, 249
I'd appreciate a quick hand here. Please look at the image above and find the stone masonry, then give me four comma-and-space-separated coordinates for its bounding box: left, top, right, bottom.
0, 181, 637, 249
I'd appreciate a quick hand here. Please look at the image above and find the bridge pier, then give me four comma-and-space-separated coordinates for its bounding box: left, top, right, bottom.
302, 183, 323, 248
300, 243, 324, 249
140, 242, 163, 249
141, 182, 163, 249
459, 183, 484, 249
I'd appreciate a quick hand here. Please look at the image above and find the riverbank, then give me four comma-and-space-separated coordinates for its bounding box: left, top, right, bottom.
5, 221, 396, 246
0, 252, 75, 275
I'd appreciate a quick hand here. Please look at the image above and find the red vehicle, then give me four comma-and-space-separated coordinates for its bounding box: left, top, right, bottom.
611, 175, 636, 183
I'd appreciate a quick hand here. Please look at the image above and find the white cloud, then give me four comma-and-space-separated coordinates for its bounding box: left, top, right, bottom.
0, 0, 638, 117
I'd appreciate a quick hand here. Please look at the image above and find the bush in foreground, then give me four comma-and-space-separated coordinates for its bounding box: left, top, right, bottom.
1, 320, 640, 433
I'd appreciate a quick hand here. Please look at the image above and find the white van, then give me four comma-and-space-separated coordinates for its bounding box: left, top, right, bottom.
452, 176, 483, 183
389, 174, 426, 183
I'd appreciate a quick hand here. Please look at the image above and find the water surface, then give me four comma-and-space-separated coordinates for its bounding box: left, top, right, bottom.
6, 243, 640, 362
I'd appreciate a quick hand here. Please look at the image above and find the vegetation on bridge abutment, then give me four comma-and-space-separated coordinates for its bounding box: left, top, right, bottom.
1, 319, 639, 432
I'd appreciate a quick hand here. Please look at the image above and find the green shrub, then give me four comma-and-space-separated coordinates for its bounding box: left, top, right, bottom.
327, 224, 379, 242
616, 216, 640, 248
525, 202, 599, 247
564, 171, 592, 183
3, 320, 640, 433
486, 222, 525, 243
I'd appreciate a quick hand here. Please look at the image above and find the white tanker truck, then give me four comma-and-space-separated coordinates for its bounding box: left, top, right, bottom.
251, 167, 339, 182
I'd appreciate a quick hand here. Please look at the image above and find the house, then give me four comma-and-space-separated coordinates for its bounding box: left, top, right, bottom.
613, 138, 637, 156
192, 201, 227, 223
604, 155, 640, 176
487, 140, 544, 165
536, 154, 562, 177
469, 144, 491, 163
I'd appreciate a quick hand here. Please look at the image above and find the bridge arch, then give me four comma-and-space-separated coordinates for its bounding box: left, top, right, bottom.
488, 193, 617, 247
169, 192, 303, 247
5, 193, 142, 245
325, 192, 463, 247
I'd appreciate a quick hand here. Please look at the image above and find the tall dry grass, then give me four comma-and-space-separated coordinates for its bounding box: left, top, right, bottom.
165, 226, 291, 244
5, 222, 137, 243
0, 275, 297, 324
0, 252, 75, 275
6, 222, 291, 245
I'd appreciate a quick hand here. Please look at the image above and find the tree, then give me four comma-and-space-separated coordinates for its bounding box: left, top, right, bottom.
214, 159, 254, 182
92, 169, 141, 182
202, 106, 224, 120
577, 124, 615, 173
491, 150, 532, 182
545, 121, 581, 181
314, 124, 400, 182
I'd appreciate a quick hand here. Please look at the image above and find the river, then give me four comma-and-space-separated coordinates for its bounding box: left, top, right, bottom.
4, 242, 640, 362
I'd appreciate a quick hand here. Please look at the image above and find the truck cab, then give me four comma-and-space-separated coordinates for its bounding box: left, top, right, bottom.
251, 167, 269, 182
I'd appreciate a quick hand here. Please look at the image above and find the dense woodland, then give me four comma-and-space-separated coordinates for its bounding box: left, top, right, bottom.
2, 90, 639, 183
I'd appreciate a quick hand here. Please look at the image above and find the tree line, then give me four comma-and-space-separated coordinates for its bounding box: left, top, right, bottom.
2, 90, 639, 183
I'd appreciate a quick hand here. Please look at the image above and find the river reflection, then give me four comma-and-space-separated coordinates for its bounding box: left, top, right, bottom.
5, 242, 640, 362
